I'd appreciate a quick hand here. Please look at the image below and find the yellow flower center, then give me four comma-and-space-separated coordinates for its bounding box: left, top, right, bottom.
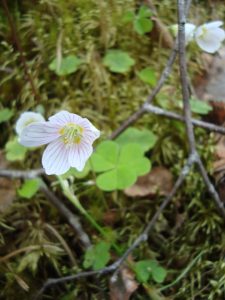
200, 26, 208, 39
59, 123, 83, 145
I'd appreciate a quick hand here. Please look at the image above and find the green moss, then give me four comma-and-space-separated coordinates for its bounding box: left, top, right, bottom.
1, 0, 225, 299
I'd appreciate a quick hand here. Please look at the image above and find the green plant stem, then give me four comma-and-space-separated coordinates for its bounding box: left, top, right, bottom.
58, 176, 121, 254
159, 250, 206, 292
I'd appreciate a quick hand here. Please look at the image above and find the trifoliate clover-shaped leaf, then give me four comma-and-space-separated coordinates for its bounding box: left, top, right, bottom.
49, 55, 82, 76
190, 98, 212, 115
115, 127, 157, 153
5, 137, 27, 161
152, 266, 167, 283
103, 50, 135, 73
134, 260, 167, 284
0, 108, 14, 124
134, 5, 153, 35
138, 5, 152, 18
134, 18, 153, 35
83, 241, 111, 270
137, 67, 156, 86
91, 141, 151, 191
18, 178, 41, 199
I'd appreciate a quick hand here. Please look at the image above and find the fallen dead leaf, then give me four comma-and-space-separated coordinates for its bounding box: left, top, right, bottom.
124, 167, 173, 197
110, 265, 138, 300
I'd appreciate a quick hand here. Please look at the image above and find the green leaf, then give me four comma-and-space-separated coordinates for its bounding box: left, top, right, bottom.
0, 108, 14, 123
18, 178, 41, 199
103, 50, 135, 73
137, 67, 156, 86
152, 266, 167, 283
190, 98, 212, 115
49, 55, 82, 76
91, 141, 120, 172
134, 260, 156, 283
134, 260, 166, 284
115, 127, 157, 153
134, 17, 153, 35
122, 11, 135, 23
5, 137, 27, 161
138, 5, 152, 18
91, 141, 151, 191
96, 166, 137, 191
119, 144, 151, 176
83, 241, 111, 270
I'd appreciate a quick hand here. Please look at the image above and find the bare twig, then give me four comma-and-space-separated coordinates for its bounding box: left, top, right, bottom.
3, 0, 225, 298
177, 0, 225, 217
110, 0, 192, 140
143, 104, 225, 135
0, 168, 44, 178
177, 0, 196, 153
40, 183, 91, 249
109, 45, 177, 139
0, 168, 91, 248
34, 154, 195, 299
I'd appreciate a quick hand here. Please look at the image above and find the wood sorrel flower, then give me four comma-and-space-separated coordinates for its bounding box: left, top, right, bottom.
15, 112, 45, 137
195, 21, 225, 53
20, 111, 100, 175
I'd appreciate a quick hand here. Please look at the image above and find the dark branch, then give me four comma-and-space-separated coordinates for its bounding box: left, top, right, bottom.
40, 183, 92, 249
177, 0, 225, 217
34, 154, 195, 299
0, 168, 44, 179
143, 104, 225, 135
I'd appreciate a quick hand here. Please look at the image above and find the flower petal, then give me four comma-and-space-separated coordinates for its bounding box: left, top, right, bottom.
205, 21, 223, 29
49, 111, 83, 126
20, 122, 60, 147
42, 138, 70, 175
185, 23, 196, 43
195, 24, 225, 53
196, 37, 221, 53
68, 142, 93, 171
16, 112, 45, 136
80, 118, 101, 144
211, 27, 225, 42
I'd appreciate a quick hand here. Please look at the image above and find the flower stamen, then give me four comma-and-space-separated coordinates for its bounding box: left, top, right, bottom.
60, 123, 83, 145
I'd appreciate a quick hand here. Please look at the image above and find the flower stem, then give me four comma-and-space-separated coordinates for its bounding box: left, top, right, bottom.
58, 176, 121, 254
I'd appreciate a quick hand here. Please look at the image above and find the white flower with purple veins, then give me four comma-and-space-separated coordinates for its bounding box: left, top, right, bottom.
195, 21, 225, 53
15, 112, 45, 137
20, 111, 100, 175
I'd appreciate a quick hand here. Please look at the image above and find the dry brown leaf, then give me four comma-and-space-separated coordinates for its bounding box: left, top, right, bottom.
0, 151, 17, 212
124, 167, 173, 197
110, 266, 138, 300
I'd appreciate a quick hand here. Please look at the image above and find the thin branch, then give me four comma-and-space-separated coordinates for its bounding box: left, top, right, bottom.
196, 157, 225, 212
110, 0, 192, 140
177, 0, 225, 217
177, 0, 196, 153
0, 168, 91, 248
34, 154, 195, 299
143, 104, 225, 135
110, 45, 177, 139
40, 183, 91, 249
1, 0, 40, 101
0, 168, 44, 178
